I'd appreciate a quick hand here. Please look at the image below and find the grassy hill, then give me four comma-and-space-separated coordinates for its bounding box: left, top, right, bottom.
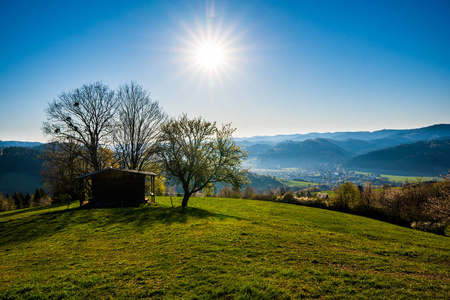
278, 178, 312, 188
1, 197, 449, 299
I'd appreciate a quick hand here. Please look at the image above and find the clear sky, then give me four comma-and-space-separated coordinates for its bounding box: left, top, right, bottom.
1, 0, 449, 142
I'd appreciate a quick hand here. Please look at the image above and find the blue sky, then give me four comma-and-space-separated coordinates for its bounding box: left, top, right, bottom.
1, 0, 449, 142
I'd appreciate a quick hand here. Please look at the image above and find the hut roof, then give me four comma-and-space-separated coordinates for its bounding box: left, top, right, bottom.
76, 167, 156, 180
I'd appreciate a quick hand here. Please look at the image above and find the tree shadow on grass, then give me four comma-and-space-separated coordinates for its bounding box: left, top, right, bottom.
0, 204, 244, 247
0, 202, 70, 219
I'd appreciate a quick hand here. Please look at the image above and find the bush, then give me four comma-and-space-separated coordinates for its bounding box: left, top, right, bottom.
251, 193, 277, 202
0, 194, 16, 211
297, 197, 328, 208
217, 186, 234, 198
280, 192, 296, 203
241, 186, 255, 199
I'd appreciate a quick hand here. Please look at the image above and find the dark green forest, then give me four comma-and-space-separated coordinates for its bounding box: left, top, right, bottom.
0, 147, 43, 195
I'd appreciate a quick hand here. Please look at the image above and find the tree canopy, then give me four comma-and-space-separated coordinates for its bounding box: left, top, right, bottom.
43, 82, 118, 171
157, 115, 248, 207
113, 82, 166, 171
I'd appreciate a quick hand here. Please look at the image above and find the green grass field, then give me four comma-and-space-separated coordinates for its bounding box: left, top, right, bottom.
380, 174, 436, 183
354, 171, 436, 183
278, 178, 313, 188
1, 197, 449, 299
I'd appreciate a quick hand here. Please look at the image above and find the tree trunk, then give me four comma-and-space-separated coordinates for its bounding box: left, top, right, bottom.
181, 193, 191, 208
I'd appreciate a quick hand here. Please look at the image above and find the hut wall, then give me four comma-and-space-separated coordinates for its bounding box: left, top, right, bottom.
91, 171, 146, 207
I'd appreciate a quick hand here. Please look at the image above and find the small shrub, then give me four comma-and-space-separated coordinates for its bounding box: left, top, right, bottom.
38, 195, 52, 206
0, 194, 17, 211
316, 193, 329, 200
217, 186, 234, 198
280, 192, 296, 203
251, 193, 277, 202
241, 186, 255, 199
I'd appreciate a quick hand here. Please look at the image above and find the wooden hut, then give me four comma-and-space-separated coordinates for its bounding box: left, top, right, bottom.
76, 167, 156, 207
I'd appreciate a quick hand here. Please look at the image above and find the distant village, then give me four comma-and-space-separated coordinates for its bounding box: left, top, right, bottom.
251, 166, 442, 190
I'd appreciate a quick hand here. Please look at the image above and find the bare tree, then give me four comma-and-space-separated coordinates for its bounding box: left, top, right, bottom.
113, 82, 167, 170
41, 138, 88, 201
43, 82, 118, 171
157, 114, 249, 208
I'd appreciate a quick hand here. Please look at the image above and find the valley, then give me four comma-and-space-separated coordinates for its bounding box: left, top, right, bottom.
241, 124, 450, 185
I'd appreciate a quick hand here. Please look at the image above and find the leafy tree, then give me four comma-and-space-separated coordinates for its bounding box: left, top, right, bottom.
98, 147, 119, 169
113, 82, 167, 171
202, 183, 215, 197
333, 182, 360, 210
157, 115, 248, 208
144, 166, 167, 197
0, 193, 16, 211
43, 82, 118, 171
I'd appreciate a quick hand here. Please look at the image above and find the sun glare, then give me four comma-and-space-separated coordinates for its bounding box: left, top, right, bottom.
195, 42, 225, 69
174, 14, 247, 87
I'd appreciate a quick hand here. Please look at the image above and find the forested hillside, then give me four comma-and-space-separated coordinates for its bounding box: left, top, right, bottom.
344, 139, 450, 176
0, 147, 43, 195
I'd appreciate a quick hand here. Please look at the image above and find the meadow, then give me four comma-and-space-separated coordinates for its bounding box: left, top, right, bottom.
353, 171, 436, 183
1, 197, 449, 299
278, 178, 312, 188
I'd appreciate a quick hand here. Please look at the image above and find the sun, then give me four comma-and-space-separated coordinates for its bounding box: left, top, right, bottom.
195, 42, 225, 69
173, 14, 247, 86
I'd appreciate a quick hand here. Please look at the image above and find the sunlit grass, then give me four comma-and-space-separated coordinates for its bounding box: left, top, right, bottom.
354, 171, 436, 183
278, 178, 312, 188
1, 197, 449, 299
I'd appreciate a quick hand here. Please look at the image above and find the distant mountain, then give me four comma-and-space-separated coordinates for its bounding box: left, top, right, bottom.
0, 140, 43, 148
245, 143, 275, 155
344, 139, 450, 176
235, 129, 403, 144
237, 124, 450, 146
328, 139, 378, 155
242, 124, 450, 170
256, 139, 353, 168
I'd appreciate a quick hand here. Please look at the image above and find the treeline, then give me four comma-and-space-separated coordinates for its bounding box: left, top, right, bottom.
243, 178, 449, 235
0, 189, 50, 212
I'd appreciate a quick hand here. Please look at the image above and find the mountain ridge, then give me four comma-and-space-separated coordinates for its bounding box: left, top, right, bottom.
0, 140, 43, 148
236, 124, 450, 145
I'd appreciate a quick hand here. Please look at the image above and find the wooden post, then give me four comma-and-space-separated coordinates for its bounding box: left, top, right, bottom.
151, 176, 156, 203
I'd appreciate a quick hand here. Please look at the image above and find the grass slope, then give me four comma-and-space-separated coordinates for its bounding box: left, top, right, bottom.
354, 171, 436, 183
1, 198, 449, 299
278, 178, 312, 188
